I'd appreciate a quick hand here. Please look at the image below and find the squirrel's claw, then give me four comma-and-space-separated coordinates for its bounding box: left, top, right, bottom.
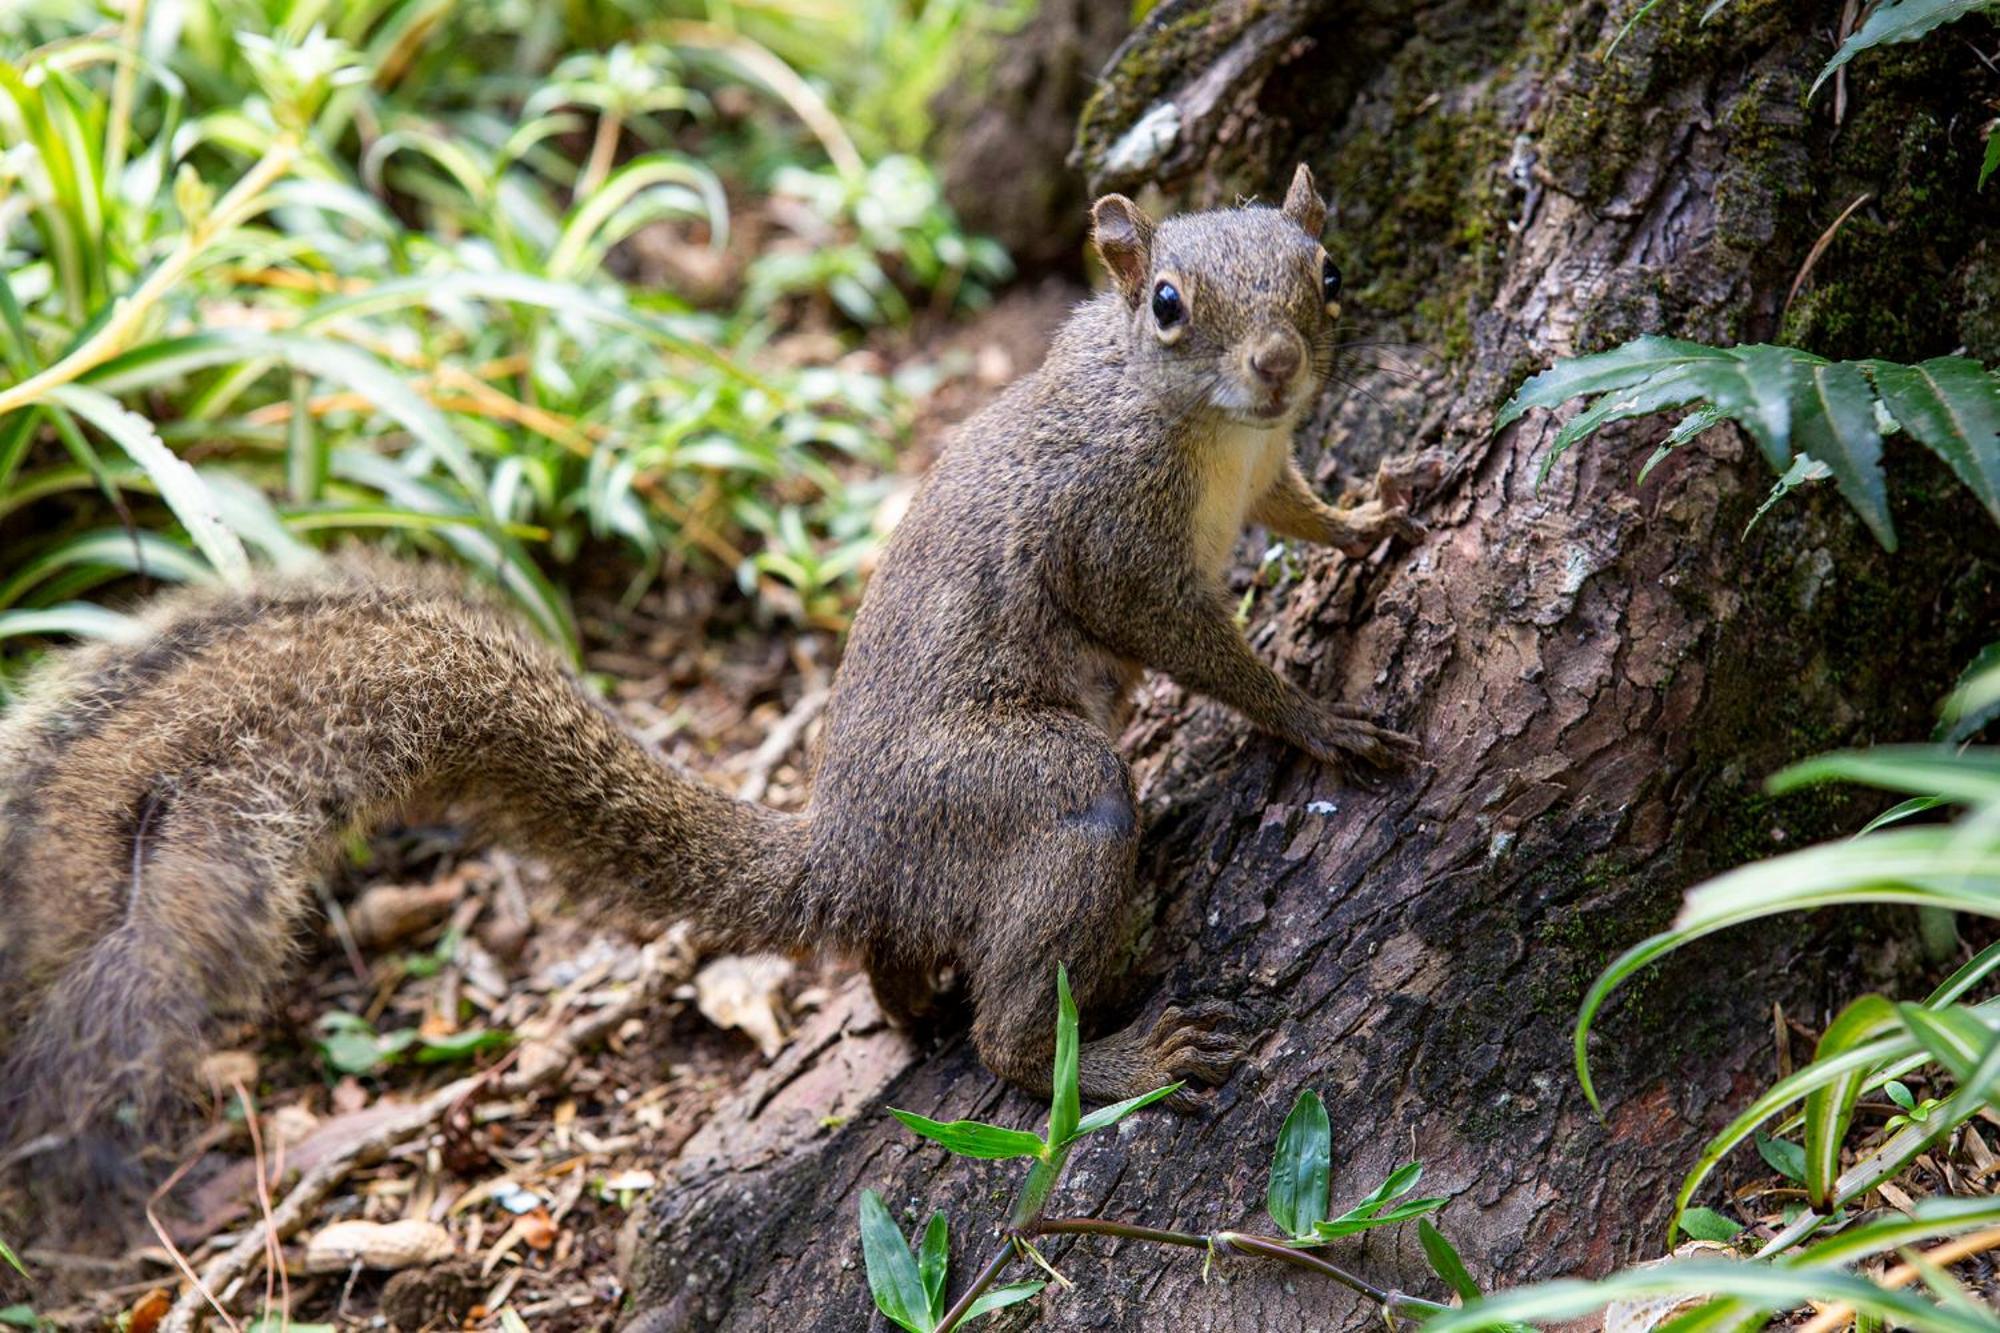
1146, 1002, 1248, 1106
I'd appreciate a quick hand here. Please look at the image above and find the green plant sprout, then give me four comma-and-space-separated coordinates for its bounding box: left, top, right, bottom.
859, 967, 1472, 1329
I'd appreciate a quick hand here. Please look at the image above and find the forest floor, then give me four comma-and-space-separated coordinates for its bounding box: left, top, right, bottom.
6, 277, 1081, 1333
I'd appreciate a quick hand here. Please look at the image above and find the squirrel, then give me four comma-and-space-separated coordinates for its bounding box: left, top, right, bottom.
0, 164, 1432, 1210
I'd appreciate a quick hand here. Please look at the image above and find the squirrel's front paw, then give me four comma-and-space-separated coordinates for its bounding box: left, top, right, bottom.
1332, 500, 1427, 557
1301, 704, 1420, 770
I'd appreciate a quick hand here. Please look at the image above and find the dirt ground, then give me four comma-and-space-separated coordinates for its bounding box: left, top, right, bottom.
0, 280, 1080, 1333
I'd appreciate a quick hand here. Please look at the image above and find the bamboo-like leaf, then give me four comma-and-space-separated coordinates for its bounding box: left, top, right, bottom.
1942, 643, 2000, 743
1266, 1089, 1331, 1240
917, 1212, 948, 1319
1800, 994, 1897, 1210
1894, 1002, 1998, 1089
45, 387, 250, 585
1869, 357, 2000, 528
1068, 1081, 1182, 1142
858, 1190, 931, 1333
886, 1110, 1044, 1161
954, 1281, 1045, 1326
1418, 1219, 1481, 1299
1047, 965, 1079, 1153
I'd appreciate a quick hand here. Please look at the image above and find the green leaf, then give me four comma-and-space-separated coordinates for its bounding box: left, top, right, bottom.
888, 1110, 1045, 1161
858, 1190, 931, 1333
44, 386, 250, 585
1856, 796, 1947, 837
1754, 1131, 1806, 1184
918, 1212, 948, 1319
1944, 646, 2000, 743
1497, 336, 1732, 430
0, 1307, 36, 1331
1800, 994, 1897, 1210
1791, 358, 1892, 550
1266, 1089, 1331, 1240
1895, 1003, 1998, 1089
412, 1027, 513, 1064
1982, 124, 2000, 191
1068, 1081, 1182, 1142
955, 1280, 1045, 1325
0, 603, 144, 645
1886, 1079, 1918, 1112
1771, 746, 2000, 807
1422, 1261, 1996, 1333
1676, 1207, 1744, 1243
1418, 1219, 1480, 1299
1869, 357, 2000, 529
1048, 964, 1079, 1153
1312, 1194, 1448, 1239
0, 1233, 23, 1280
1812, 0, 1999, 97
1743, 451, 1830, 536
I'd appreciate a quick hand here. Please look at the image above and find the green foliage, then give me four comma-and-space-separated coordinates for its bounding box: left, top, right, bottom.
1266, 1089, 1331, 1239
1522, 660, 2000, 1326
0, 1234, 22, 1281
0, 0, 1007, 670
857, 1191, 1043, 1333
1611, 0, 1999, 102
315, 1011, 511, 1076
1499, 338, 2000, 551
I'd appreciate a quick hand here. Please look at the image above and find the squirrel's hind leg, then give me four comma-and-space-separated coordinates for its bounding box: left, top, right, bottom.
961, 744, 1245, 1105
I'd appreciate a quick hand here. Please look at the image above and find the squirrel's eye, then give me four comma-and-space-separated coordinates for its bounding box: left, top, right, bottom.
1321, 256, 1343, 309
1150, 280, 1184, 329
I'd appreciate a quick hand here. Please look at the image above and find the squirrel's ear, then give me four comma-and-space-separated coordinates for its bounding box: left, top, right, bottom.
1281, 163, 1326, 238
1090, 193, 1155, 304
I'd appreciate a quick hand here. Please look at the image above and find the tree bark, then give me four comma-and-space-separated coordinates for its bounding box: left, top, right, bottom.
623, 2, 2000, 1327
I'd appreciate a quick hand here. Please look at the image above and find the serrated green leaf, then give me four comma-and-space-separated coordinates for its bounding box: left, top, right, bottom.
888, 1110, 1045, 1161
1869, 357, 2000, 528
1266, 1089, 1331, 1240
1418, 1219, 1480, 1299
1792, 358, 1892, 550
1800, 994, 1896, 1210
1496, 336, 1731, 430
859, 1190, 930, 1333
1676, 1207, 1745, 1243
1812, 0, 1998, 97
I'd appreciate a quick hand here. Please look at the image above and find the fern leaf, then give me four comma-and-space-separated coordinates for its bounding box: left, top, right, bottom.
1869, 357, 2000, 528
1496, 336, 1733, 430
1812, 0, 2000, 98
1792, 359, 1893, 550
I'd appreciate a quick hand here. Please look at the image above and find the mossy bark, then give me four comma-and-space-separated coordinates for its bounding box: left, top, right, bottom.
622, 3, 2000, 1327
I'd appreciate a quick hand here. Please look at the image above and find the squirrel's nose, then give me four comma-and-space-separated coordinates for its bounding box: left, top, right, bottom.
1249, 336, 1303, 386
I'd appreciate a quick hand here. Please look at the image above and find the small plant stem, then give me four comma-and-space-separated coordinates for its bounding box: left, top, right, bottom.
0, 134, 299, 419
105, 0, 152, 185
1030, 1218, 1449, 1318
1033, 1217, 1207, 1249
1215, 1233, 1449, 1317
933, 1238, 1016, 1333
580, 108, 622, 200
1009, 1146, 1071, 1228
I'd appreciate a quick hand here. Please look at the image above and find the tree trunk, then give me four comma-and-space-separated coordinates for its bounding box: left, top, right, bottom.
623, 2, 2000, 1326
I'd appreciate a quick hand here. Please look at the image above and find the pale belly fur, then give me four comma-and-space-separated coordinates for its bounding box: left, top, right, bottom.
1190, 418, 1292, 580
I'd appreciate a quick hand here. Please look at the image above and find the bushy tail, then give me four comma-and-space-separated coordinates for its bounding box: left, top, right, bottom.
0, 560, 810, 1213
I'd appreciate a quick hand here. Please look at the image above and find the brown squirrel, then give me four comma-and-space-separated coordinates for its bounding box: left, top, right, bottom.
0, 165, 1431, 1205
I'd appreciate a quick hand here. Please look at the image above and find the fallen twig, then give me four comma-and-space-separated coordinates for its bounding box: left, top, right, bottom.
160, 942, 682, 1332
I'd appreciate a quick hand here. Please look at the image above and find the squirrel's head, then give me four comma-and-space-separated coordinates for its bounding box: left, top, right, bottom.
1091, 163, 1339, 426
